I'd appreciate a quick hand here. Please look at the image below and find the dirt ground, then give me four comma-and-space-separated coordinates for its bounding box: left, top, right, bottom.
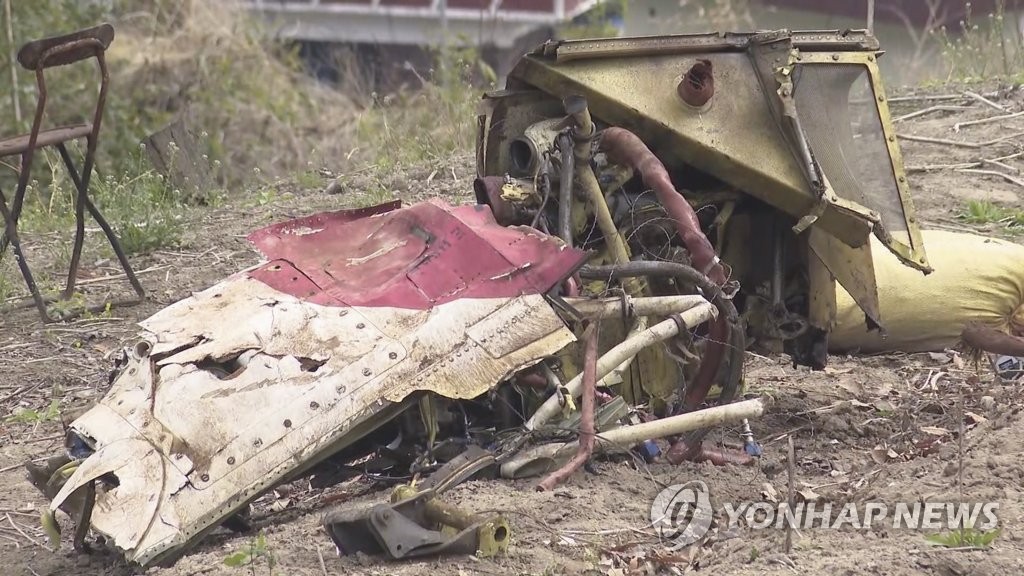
2, 84, 1024, 576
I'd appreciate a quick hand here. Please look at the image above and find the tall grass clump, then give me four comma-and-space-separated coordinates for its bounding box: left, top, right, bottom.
935, 0, 1024, 81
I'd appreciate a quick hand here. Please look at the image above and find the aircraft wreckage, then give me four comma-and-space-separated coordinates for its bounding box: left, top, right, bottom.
29, 29, 929, 567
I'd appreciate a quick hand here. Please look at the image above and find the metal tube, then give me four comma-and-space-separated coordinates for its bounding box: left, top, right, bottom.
556, 132, 574, 245
599, 127, 726, 285
561, 96, 643, 295
537, 322, 600, 491
525, 302, 718, 430
579, 261, 744, 413
502, 397, 767, 479
561, 295, 708, 320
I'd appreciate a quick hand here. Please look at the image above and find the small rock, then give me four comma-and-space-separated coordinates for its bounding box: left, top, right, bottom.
553, 487, 574, 499
324, 179, 343, 195
980, 395, 996, 411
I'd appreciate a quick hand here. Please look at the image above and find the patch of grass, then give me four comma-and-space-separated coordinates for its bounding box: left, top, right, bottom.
294, 170, 325, 190
224, 530, 276, 573
5, 398, 60, 424
0, 258, 19, 302
353, 44, 490, 176
935, 0, 1024, 81
1, 1, 360, 192
94, 155, 184, 256
926, 527, 1001, 549
959, 200, 1024, 231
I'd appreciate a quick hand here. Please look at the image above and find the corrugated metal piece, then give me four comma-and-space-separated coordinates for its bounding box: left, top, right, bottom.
50, 201, 587, 567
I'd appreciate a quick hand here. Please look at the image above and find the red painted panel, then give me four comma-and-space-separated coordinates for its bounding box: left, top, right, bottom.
246, 200, 587, 310
379, 0, 436, 6
446, 0, 554, 11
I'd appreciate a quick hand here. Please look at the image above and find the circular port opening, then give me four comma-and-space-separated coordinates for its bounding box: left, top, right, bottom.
509, 138, 536, 176
134, 341, 152, 359
494, 526, 509, 542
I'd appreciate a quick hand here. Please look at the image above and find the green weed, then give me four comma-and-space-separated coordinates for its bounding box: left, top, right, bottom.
926, 527, 1001, 549
224, 530, 276, 574
959, 200, 1024, 231
6, 399, 60, 424
294, 170, 325, 190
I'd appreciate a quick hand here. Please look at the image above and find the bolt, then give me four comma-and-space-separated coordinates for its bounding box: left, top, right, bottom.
878, 95, 885, 102
339, 310, 348, 317
283, 419, 292, 428
389, 352, 398, 360
831, 54, 839, 61
363, 368, 372, 376
227, 457, 235, 465
310, 401, 320, 409
201, 474, 210, 482
889, 135, 896, 142
898, 176, 906, 183
356, 323, 365, 329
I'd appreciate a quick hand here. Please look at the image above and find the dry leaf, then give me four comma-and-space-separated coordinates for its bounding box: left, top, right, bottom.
919, 426, 951, 436
267, 497, 292, 512
871, 444, 896, 464
824, 366, 854, 375
761, 482, 779, 503
796, 488, 821, 503
965, 411, 989, 424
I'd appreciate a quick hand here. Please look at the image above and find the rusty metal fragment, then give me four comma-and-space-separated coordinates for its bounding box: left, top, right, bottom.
29, 26, 939, 569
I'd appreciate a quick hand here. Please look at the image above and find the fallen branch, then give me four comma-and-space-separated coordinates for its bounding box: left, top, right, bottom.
954, 110, 1024, 132
5, 513, 46, 551
897, 131, 1024, 149
537, 322, 599, 491
893, 105, 972, 123
75, 264, 171, 287
906, 151, 1024, 173
982, 159, 1020, 173
964, 90, 1006, 112
956, 168, 1024, 189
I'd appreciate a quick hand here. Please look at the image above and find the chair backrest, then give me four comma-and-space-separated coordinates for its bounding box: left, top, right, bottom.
17, 23, 114, 71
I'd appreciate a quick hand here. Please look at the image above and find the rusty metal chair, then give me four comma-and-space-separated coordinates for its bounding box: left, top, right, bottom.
0, 23, 145, 322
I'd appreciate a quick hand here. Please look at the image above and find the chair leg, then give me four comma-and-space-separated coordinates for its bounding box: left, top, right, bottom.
57, 143, 88, 299
0, 185, 52, 323
56, 144, 145, 301
0, 151, 33, 260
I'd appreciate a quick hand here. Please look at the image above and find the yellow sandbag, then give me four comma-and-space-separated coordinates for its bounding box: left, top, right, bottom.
831, 230, 1024, 353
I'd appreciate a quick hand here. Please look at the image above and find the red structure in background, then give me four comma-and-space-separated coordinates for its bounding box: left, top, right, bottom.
768, 0, 1023, 28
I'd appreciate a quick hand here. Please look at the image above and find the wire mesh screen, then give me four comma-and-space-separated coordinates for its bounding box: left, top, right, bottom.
794, 64, 908, 234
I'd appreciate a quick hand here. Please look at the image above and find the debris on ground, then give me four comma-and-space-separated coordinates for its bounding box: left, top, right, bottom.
27, 27, 1008, 571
